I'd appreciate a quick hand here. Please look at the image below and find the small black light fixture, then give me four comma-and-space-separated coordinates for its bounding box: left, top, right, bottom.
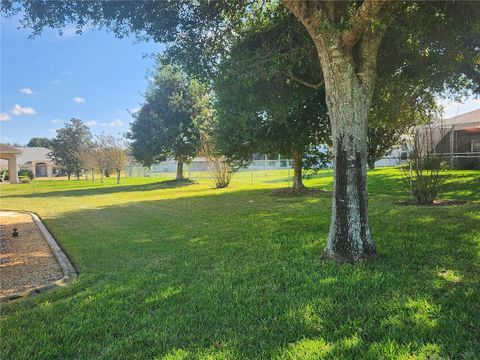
12, 228, 19, 237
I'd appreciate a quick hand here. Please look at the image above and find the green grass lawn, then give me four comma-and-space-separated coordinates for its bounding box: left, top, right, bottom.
0, 168, 479, 359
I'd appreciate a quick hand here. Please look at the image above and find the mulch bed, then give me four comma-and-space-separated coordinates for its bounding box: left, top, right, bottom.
0, 212, 63, 298
271, 187, 330, 197
396, 199, 468, 206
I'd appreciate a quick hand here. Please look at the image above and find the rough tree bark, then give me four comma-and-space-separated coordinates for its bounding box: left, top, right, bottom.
176, 157, 184, 180
321, 59, 376, 261
292, 149, 305, 189
283, 0, 397, 261
116, 170, 121, 184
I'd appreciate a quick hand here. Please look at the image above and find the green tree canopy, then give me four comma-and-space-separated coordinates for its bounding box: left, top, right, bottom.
214, 11, 330, 188
49, 118, 92, 180
26, 137, 53, 148
128, 64, 205, 180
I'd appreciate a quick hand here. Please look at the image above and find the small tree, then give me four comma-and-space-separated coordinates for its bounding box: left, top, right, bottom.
72, 146, 97, 182
105, 137, 129, 184
401, 122, 447, 204
128, 64, 203, 181
49, 119, 92, 180
94, 135, 112, 183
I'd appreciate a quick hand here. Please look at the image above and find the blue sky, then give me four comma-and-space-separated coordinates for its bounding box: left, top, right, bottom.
1, 14, 479, 146
1, 15, 162, 145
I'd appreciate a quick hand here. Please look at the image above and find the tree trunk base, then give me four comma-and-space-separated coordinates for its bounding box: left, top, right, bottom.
322, 243, 377, 263
291, 183, 306, 190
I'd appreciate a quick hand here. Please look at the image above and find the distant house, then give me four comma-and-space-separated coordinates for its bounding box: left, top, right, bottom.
374, 108, 480, 167
431, 108, 480, 155
0, 146, 54, 179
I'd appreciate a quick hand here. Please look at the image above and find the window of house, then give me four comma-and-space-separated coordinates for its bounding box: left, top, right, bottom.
472, 139, 480, 152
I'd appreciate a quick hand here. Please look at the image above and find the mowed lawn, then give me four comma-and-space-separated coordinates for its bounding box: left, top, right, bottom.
0, 168, 479, 359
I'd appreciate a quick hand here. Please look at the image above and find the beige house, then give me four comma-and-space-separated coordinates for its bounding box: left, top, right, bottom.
432, 108, 480, 155
0, 144, 23, 183
0, 145, 54, 181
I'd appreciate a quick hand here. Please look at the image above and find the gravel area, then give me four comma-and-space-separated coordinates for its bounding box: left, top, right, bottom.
0, 211, 63, 298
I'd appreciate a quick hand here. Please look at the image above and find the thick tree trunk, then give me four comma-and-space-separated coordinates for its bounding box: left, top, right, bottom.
116, 170, 120, 184
100, 169, 104, 184
292, 150, 305, 189
176, 158, 184, 180
67, 173, 71, 180
321, 55, 376, 262
282, 0, 395, 262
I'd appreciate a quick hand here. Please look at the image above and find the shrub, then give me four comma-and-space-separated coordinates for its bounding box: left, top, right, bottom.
18, 169, 34, 179
19, 176, 31, 183
209, 159, 233, 188
0, 169, 9, 181
199, 135, 233, 188
401, 125, 447, 204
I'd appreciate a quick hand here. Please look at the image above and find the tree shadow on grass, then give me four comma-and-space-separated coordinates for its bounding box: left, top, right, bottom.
262, 170, 334, 185
1, 179, 196, 199
1, 188, 479, 359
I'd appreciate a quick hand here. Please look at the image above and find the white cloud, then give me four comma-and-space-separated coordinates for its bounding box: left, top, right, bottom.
74, 96, 86, 104
50, 118, 63, 124
85, 119, 124, 128
20, 88, 34, 95
100, 119, 124, 127
0, 113, 11, 121
10, 104, 37, 116
130, 107, 141, 114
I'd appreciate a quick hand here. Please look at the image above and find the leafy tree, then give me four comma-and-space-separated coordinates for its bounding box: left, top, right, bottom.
26, 137, 53, 148
104, 136, 129, 184
214, 11, 330, 189
5, 0, 478, 261
128, 64, 203, 180
94, 134, 113, 183
49, 118, 92, 180
72, 145, 97, 182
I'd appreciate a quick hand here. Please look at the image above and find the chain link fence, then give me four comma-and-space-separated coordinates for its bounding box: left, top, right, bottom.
125, 159, 317, 186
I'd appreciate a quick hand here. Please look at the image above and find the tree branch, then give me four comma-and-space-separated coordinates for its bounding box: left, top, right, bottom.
286, 73, 324, 90
341, 0, 397, 51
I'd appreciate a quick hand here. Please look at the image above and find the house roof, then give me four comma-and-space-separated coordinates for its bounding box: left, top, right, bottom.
0, 143, 23, 154
442, 108, 480, 128
13, 147, 52, 164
